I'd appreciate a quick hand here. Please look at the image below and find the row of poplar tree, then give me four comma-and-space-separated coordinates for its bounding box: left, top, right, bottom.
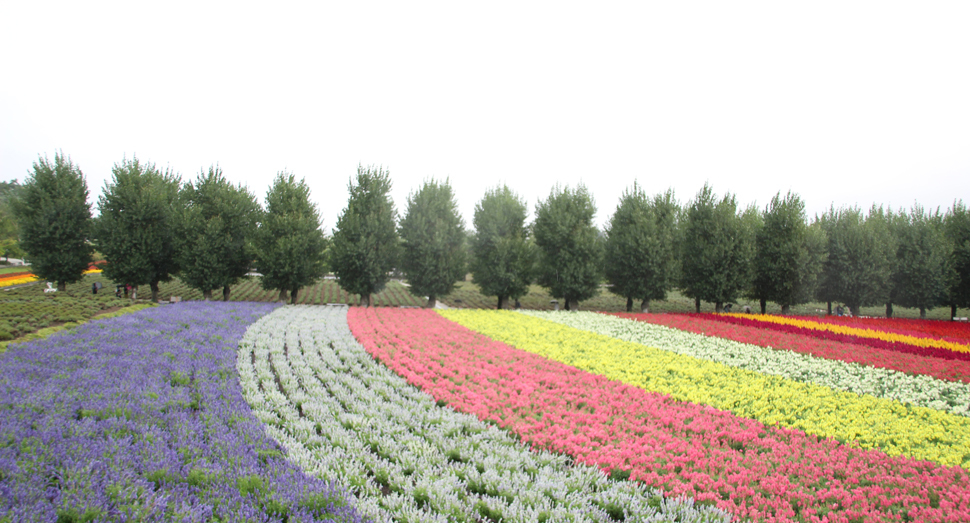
10, 152, 970, 319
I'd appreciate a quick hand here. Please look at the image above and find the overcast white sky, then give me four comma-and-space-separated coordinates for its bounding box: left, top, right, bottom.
2, 1, 968, 230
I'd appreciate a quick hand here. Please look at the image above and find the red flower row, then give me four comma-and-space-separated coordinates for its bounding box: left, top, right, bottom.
347, 307, 970, 523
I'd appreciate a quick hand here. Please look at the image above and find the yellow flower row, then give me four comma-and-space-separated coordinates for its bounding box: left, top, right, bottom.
439, 309, 970, 470
724, 312, 970, 353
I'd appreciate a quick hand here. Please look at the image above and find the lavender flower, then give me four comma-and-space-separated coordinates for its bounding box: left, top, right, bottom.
0, 302, 364, 523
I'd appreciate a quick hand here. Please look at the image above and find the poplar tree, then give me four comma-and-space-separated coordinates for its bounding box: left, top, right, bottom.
469, 185, 535, 309
533, 184, 602, 311
0, 181, 22, 262
331, 165, 400, 306
679, 184, 751, 313
176, 165, 260, 300
399, 179, 466, 308
819, 206, 893, 317
751, 192, 825, 314
13, 152, 92, 291
255, 172, 328, 304
604, 185, 678, 312
94, 157, 181, 302
944, 200, 970, 320
893, 205, 950, 318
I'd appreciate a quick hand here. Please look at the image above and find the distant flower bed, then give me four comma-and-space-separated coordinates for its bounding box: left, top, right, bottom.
817, 314, 970, 342
699, 313, 970, 361
610, 311, 970, 384
0, 271, 37, 288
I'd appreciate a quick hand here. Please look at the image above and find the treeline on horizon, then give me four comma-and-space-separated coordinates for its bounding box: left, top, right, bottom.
2, 151, 969, 319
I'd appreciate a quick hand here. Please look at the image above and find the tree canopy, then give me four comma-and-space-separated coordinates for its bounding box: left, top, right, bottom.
679, 184, 752, 312
12, 153, 93, 291
604, 184, 678, 312
533, 184, 602, 310
399, 179, 466, 308
945, 200, 970, 319
176, 165, 260, 300
0, 180, 23, 261
94, 157, 181, 301
818, 206, 894, 316
751, 192, 825, 314
893, 205, 950, 318
330, 165, 401, 306
255, 172, 328, 304
470, 185, 535, 309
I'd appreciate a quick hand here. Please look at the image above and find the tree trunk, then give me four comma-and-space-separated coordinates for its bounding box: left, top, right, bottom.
151, 281, 160, 303
886, 302, 893, 318
563, 299, 570, 311
290, 288, 299, 304
278, 289, 288, 302
498, 296, 509, 310
568, 298, 579, 311
920, 307, 927, 319
849, 304, 860, 317
58, 281, 67, 292
694, 297, 700, 314
781, 304, 791, 315
641, 299, 650, 313
361, 293, 371, 307
827, 301, 832, 316
426, 296, 437, 309
626, 297, 633, 313
203, 289, 212, 300
953, 304, 959, 321
223, 285, 231, 302
715, 302, 724, 313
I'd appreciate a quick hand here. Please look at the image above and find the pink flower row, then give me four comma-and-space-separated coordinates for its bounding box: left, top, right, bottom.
607, 312, 970, 384
347, 308, 970, 523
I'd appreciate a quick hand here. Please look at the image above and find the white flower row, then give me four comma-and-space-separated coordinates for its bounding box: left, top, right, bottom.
237, 305, 731, 523
523, 311, 970, 417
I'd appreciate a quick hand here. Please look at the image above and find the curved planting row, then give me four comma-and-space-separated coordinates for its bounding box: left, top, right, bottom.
237, 305, 729, 523
443, 310, 970, 469
538, 312, 970, 417
717, 313, 970, 358
350, 307, 970, 522
0, 302, 363, 523
610, 312, 970, 384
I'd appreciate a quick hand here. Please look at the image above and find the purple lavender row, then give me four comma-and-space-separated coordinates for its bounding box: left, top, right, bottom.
0, 302, 365, 523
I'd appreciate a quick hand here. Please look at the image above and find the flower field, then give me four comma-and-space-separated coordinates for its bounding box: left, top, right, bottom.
0, 302, 364, 523
5, 302, 970, 522
349, 308, 970, 522
237, 305, 729, 523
